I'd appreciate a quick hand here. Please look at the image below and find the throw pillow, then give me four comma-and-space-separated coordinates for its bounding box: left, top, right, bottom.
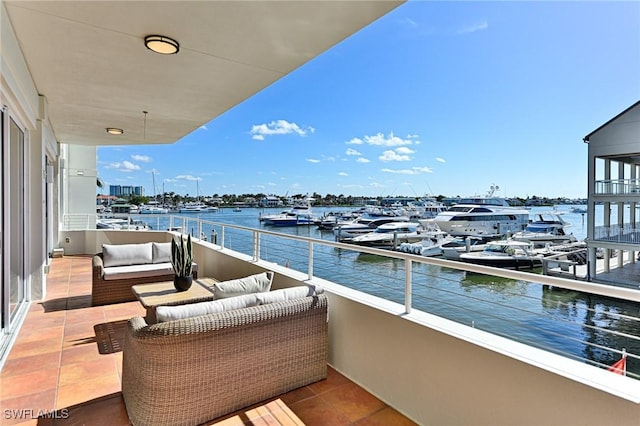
102, 243, 153, 267
152, 242, 172, 264
155, 294, 259, 322
212, 271, 274, 299
255, 284, 323, 305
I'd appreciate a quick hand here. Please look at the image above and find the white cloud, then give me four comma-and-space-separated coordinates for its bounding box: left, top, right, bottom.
356, 157, 370, 163
458, 20, 488, 34
395, 147, 415, 155
307, 158, 320, 163
250, 120, 314, 140
436, 157, 446, 163
346, 137, 363, 145
346, 148, 361, 156
381, 166, 433, 175
175, 174, 202, 181
107, 161, 140, 172
379, 150, 411, 162
338, 172, 349, 176
131, 154, 151, 162
200, 124, 208, 130
364, 132, 413, 147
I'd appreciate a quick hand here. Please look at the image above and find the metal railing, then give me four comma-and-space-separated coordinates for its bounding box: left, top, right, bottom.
594, 224, 640, 244
64, 213, 640, 379
595, 178, 640, 195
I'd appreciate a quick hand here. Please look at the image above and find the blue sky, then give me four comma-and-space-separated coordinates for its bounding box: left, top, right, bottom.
98, 1, 640, 200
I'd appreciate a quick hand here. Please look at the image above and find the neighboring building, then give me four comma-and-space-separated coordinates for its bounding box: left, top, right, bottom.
109, 184, 144, 197
259, 196, 283, 208
583, 100, 640, 283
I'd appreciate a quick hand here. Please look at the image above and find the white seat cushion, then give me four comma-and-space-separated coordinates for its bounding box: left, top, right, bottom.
102, 262, 198, 281
152, 242, 172, 264
256, 285, 323, 304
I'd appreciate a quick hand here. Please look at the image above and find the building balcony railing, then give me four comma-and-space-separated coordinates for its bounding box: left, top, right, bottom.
595, 179, 640, 195
594, 224, 640, 244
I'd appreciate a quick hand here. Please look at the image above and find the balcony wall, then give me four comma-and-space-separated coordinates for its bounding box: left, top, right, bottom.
63, 229, 640, 425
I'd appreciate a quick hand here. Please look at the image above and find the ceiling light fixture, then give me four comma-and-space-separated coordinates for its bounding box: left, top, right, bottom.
144, 35, 179, 55
106, 128, 124, 135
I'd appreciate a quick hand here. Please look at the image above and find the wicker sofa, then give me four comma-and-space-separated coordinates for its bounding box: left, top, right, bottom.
121, 292, 328, 426
91, 242, 198, 306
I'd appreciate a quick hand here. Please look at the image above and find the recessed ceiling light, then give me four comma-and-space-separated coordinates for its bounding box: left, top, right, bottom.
144, 35, 179, 55
106, 128, 124, 135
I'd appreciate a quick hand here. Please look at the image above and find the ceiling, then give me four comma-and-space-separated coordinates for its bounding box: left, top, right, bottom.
4, 0, 404, 146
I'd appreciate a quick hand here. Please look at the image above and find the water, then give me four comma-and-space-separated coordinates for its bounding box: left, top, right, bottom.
136, 205, 640, 378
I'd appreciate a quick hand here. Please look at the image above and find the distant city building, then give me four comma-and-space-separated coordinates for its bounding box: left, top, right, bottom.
109, 185, 143, 197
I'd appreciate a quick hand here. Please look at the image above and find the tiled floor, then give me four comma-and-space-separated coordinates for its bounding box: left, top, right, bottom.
0, 256, 417, 425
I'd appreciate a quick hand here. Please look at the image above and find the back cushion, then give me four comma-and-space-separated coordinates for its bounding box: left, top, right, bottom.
156, 294, 259, 322
212, 272, 273, 299
152, 242, 172, 264
256, 284, 323, 305
102, 243, 153, 267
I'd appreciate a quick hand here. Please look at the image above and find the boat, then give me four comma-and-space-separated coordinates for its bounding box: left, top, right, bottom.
510, 212, 577, 248
348, 222, 425, 248
179, 202, 207, 213
459, 240, 543, 270
434, 187, 529, 237
333, 215, 410, 240
96, 218, 150, 230
571, 206, 587, 214
261, 204, 316, 226
139, 201, 168, 214
440, 235, 499, 260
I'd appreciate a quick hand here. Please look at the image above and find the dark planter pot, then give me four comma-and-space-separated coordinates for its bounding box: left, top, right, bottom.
173, 275, 193, 292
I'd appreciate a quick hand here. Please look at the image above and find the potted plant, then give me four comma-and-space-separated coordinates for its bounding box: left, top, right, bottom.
171, 233, 193, 291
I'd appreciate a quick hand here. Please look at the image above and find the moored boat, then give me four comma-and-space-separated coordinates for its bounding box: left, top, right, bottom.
459, 240, 543, 270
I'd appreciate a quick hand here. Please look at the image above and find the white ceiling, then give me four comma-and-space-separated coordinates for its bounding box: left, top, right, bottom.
5, 0, 404, 146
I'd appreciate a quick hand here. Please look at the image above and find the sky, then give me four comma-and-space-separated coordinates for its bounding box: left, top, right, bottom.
97, 1, 640, 200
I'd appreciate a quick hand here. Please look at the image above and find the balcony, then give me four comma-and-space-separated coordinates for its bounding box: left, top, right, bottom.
595, 179, 640, 196
3, 223, 640, 424
594, 224, 640, 245
0, 255, 415, 425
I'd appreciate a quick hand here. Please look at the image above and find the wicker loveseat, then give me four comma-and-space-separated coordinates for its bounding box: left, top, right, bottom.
91, 242, 198, 305
121, 292, 328, 426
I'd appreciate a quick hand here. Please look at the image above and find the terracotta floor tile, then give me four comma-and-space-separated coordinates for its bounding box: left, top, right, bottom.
307, 366, 350, 395
15, 325, 64, 344
318, 381, 386, 423
64, 307, 105, 325
289, 395, 351, 426
60, 344, 105, 366
58, 358, 118, 387
1, 351, 61, 378
353, 406, 419, 426
6, 337, 62, 360
0, 367, 59, 400
279, 385, 316, 405
56, 374, 121, 410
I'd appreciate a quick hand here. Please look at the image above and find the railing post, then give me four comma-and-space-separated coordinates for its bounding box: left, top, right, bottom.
220, 226, 225, 249
308, 241, 314, 280
405, 258, 412, 314
253, 230, 260, 261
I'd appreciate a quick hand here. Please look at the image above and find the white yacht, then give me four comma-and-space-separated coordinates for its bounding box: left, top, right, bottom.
434, 195, 529, 237
348, 222, 424, 248
510, 212, 577, 248
459, 240, 544, 270
333, 215, 410, 240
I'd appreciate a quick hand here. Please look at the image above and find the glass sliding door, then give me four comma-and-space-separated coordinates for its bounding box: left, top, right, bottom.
8, 117, 25, 320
